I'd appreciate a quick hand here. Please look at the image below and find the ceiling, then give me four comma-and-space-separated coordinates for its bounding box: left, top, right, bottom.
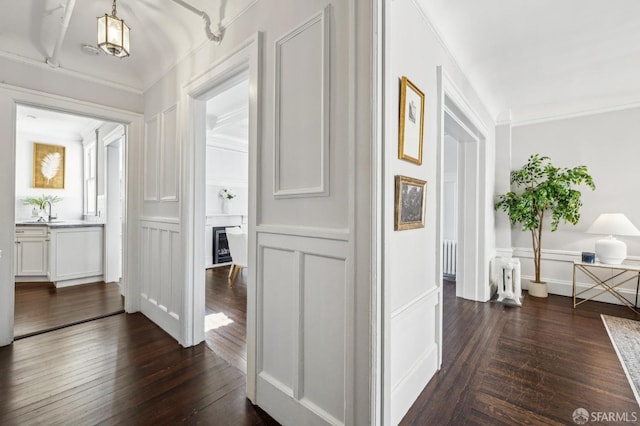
5, 1, 638, 124
16, 77, 249, 145
206, 77, 249, 147
417, 0, 640, 123
0, 0, 254, 92
16, 104, 103, 141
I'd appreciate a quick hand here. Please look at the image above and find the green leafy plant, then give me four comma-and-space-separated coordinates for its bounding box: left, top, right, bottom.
23, 194, 62, 209
495, 154, 595, 283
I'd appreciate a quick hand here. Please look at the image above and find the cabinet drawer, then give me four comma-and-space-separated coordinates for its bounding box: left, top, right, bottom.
15, 226, 49, 237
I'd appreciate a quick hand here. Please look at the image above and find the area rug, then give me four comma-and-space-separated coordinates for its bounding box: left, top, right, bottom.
601, 315, 640, 407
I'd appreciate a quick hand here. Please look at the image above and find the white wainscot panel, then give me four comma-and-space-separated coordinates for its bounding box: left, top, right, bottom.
140, 218, 181, 341
256, 227, 350, 426
161, 105, 179, 201
260, 245, 296, 392
390, 289, 440, 425
302, 254, 346, 424
144, 115, 160, 201
274, 6, 330, 198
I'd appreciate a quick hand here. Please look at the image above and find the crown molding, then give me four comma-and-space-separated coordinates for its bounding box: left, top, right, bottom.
512, 96, 640, 127
0, 50, 143, 95
208, 105, 248, 129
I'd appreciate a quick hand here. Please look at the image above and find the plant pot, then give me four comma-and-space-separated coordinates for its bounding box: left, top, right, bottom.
528, 281, 548, 298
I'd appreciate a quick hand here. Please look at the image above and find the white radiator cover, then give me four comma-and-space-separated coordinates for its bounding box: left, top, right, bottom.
493, 256, 522, 306
443, 239, 457, 277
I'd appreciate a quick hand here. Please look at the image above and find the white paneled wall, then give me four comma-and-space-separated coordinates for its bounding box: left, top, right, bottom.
256, 231, 349, 425
160, 105, 179, 201
141, 0, 375, 422
144, 116, 160, 201
248, 4, 360, 424
140, 218, 182, 341
141, 102, 181, 339
274, 8, 330, 198
145, 104, 180, 202
390, 289, 439, 421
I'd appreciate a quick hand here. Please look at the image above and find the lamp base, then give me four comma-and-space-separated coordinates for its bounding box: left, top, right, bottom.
595, 236, 627, 265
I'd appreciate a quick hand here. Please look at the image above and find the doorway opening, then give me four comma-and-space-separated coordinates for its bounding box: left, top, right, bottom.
437, 67, 489, 306
443, 105, 481, 299
13, 104, 126, 338
442, 131, 458, 284
201, 73, 250, 372
183, 34, 259, 401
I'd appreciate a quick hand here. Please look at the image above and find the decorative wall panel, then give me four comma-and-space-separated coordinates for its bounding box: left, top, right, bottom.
274, 7, 330, 198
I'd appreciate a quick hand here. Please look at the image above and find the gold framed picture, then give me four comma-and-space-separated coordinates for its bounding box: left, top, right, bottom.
33, 142, 65, 189
398, 76, 425, 165
395, 175, 427, 231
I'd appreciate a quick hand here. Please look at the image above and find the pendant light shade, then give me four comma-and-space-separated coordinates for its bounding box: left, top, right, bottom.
97, 0, 130, 58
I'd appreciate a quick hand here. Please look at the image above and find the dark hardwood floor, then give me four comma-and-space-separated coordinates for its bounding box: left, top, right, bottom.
14, 281, 124, 338
401, 280, 640, 425
0, 313, 277, 425
204, 266, 248, 373
9, 268, 637, 424
2, 266, 277, 425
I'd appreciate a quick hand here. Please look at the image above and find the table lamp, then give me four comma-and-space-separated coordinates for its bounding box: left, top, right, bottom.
586, 213, 640, 264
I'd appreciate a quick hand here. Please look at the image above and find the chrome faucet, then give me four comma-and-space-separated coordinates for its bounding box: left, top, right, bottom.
43, 201, 52, 222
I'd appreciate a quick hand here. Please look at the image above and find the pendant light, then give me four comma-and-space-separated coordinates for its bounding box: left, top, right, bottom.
97, 0, 130, 58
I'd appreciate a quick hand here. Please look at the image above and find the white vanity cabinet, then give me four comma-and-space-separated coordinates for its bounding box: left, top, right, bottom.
48, 226, 104, 287
15, 226, 49, 276
15, 222, 104, 287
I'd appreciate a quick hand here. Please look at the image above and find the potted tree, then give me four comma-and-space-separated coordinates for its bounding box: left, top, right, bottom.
495, 154, 595, 297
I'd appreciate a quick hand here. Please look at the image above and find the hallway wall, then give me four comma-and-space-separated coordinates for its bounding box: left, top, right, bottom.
141, 1, 375, 424
385, 1, 496, 423
504, 107, 640, 301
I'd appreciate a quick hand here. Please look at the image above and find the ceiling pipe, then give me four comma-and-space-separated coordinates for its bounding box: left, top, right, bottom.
170, 0, 224, 43
46, 0, 77, 67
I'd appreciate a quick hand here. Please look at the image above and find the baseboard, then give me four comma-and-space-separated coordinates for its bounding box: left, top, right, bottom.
15, 275, 49, 283
390, 346, 438, 425
521, 275, 640, 307
497, 247, 640, 308
54, 275, 105, 288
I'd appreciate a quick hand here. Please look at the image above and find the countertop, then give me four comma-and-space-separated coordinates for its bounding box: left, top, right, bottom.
16, 220, 105, 228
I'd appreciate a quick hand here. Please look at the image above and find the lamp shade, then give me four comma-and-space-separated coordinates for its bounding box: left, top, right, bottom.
97, 0, 130, 58
586, 213, 640, 236
587, 214, 640, 264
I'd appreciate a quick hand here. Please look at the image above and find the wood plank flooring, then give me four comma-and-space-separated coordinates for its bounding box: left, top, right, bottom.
9, 269, 638, 424
0, 313, 277, 425
204, 266, 248, 373
401, 280, 640, 425
14, 281, 124, 338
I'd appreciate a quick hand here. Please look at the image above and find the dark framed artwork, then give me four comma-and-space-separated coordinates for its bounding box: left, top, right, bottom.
398, 76, 425, 165
395, 175, 427, 231
33, 142, 65, 189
